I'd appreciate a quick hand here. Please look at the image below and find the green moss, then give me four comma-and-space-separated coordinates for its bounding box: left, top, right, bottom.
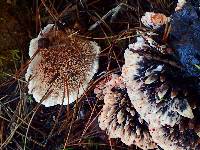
0, 48, 21, 80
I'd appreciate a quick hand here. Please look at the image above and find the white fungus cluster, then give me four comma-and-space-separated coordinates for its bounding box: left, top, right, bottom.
121, 38, 200, 149
120, 11, 200, 149
122, 38, 194, 127
26, 24, 100, 107
95, 74, 157, 149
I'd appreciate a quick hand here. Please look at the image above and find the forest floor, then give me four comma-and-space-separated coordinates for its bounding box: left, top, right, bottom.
0, 0, 175, 150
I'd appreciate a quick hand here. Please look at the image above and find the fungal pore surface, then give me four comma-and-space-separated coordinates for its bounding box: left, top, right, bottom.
26, 24, 100, 107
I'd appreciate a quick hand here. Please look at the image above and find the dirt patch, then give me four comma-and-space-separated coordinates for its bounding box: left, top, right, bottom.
0, 0, 32, 82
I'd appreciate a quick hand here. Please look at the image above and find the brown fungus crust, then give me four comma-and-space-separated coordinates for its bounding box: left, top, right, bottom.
26, 25, 100, 107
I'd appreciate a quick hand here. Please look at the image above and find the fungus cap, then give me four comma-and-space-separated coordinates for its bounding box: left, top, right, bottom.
25, 24, 100, 107
141, 12, 169, 29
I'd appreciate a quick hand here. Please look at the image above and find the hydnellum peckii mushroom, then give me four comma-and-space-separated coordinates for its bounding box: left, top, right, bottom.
95, 74, 157, 149
25, 24, 100, 107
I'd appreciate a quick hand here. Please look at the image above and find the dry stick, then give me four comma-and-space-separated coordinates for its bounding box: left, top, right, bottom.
97, 25, 112, 72
0, 16, 54, 150
112, 49, 122, 72
35, 0, 41, 34
64, 101, 77, 148
2, 96, 24, 125
78, 70, 120, 143
15, 63, 24, 135
89, 2, 137, 31
65, 129, 103, 145
94, 11, 113, 33
64, 79, 83, 148
4, 48, 46, 149
10, 56, 23, 127
13, 139, 23, 150
0, 113, 45, 139
77, 27, 137, 41
67, 142, 127, 149
45, 78, 66, 142
64, 69, 120, 147
3, 96, 20, 105
100, 44, 113, 54
0, 98, 44, 149
40, 0, 58, 21
48, 0, 59, 17
107, 44, 114, 71
111, 32, 130, 72
137, 0, 142, 28
162, 23, 171, 43
132, 50, 183, 69
78, 104, 101, 144
0, 98, 46, 137
77, 29, 137, 43
15, 130, 46, 147
79, 112, 117, 148
2, 44, 41, 89
84, 96, 94, 117
58, 2, 74, 19
0, 112, 46, 147
58, 80, 83, 134
60, 82, 85, 135
23, 88, 54, 150
77, 42, 96, 112
77, 35, 117, 40
80, 82, 93, 113
64, 71, 115, 147
2, 73, 26, 83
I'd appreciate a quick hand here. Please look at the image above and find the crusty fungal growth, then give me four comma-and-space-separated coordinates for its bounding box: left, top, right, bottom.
94, 75, 113, 101
95, 74, 157, 149
122, 34, 200, 149
141, 12, 169, 29
25, 24, 100, 107
122, 38, 194, 127
149, 125, 200, 150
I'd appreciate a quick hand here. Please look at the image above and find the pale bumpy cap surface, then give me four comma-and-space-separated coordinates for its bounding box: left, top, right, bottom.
95, 74, 157, 149
25, 24, 100, 107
